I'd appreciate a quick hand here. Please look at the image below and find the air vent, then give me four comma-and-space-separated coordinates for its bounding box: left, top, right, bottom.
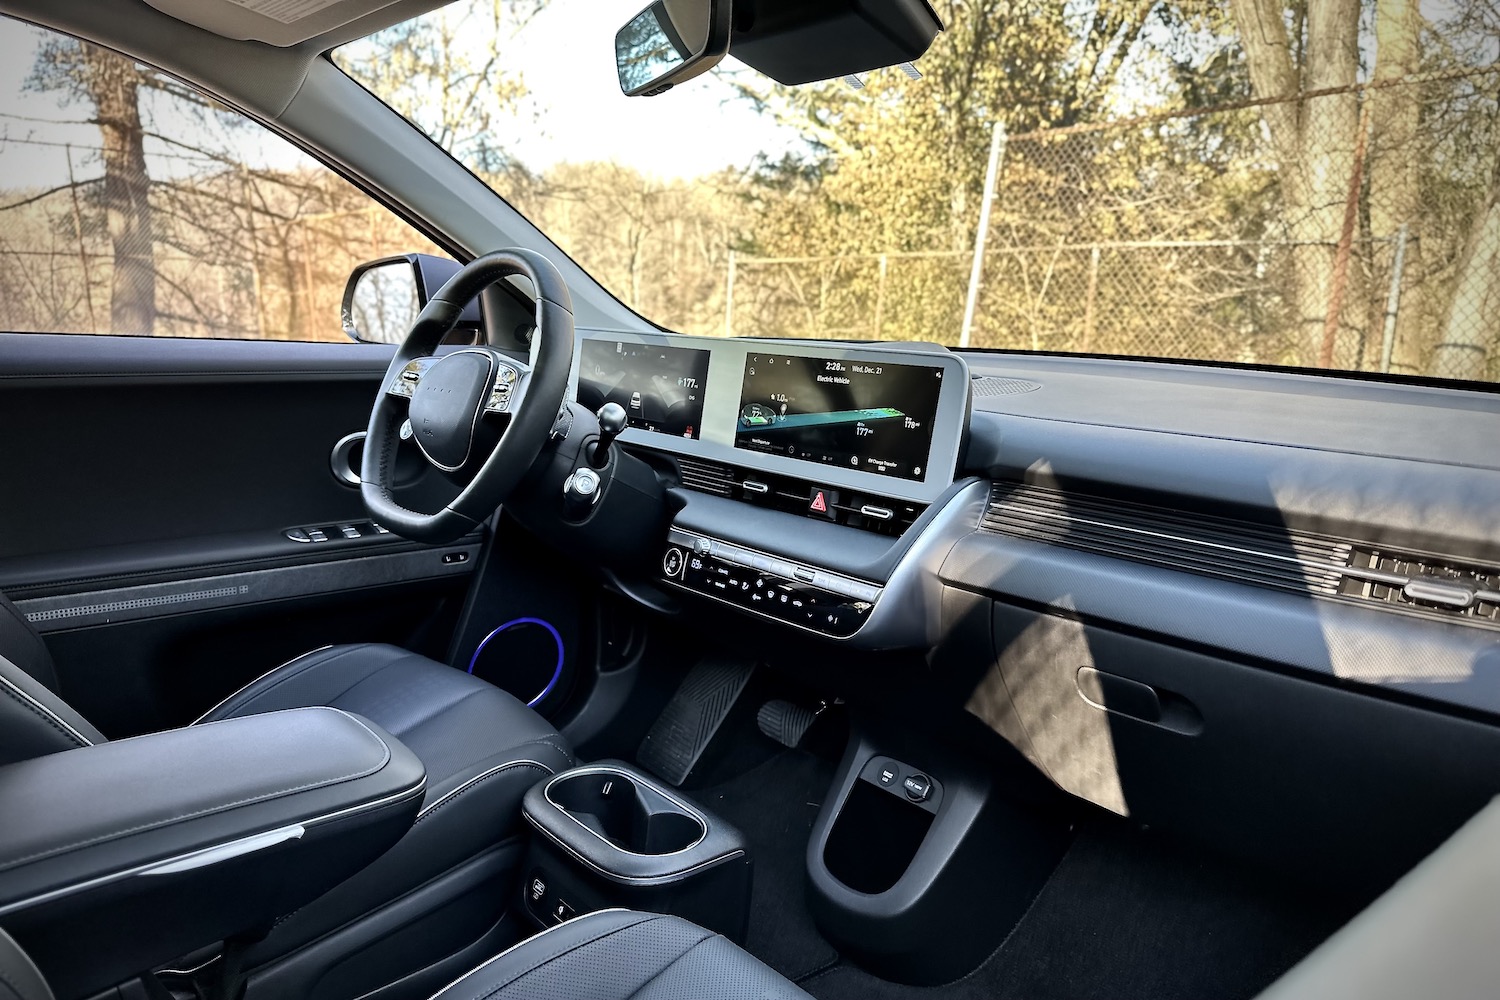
1339, 547, 1500, 625
971, 376, 1041, 397
980, 482, 1349, 596
980, 483, 1500, 630
676, 458, 733, 497
674, 459, 924, 535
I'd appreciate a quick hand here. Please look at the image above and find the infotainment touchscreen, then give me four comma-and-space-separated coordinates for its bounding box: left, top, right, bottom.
579, 337, 711, 439
735, 353, 945, 481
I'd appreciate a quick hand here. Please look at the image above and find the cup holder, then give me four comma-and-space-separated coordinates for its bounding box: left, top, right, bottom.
546, 767, 706, 855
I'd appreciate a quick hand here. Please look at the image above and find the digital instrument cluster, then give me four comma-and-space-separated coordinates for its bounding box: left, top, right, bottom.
578, 338, 710, 439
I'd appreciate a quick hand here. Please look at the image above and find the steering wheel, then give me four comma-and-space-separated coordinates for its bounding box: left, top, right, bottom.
361, 249, 575, 544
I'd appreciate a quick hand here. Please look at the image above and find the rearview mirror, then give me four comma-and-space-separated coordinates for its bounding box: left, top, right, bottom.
615, 0, 731, 97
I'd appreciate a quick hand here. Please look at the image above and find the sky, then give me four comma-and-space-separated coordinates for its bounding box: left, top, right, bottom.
490, 0, 801, 179
0, 0, 802, 195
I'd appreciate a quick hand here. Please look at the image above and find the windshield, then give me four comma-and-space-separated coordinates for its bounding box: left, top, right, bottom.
336, 1, 1500, 385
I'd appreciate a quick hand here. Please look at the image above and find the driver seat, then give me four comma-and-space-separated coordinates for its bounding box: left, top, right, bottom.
0, 591, 574, 998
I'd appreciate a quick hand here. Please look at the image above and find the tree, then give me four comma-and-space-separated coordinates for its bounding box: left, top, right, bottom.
334, 0, 543, 174
31, 40, 157, 334
1227, 0, 1369, 367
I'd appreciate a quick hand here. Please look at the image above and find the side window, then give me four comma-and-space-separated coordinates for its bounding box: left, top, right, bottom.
0, 17, 445, 342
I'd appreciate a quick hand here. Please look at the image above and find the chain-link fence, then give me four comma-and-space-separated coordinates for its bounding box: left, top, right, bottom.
727, 65, 1500, 382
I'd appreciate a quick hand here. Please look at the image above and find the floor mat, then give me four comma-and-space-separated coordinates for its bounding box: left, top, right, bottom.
699, 750, 841, 982
800, 821, 1358, 1000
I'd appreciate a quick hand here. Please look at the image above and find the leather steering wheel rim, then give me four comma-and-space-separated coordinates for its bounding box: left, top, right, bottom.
361, 248, 574, 544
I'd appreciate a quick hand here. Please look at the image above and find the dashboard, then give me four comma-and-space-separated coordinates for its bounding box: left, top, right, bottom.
576, 332, 970, 506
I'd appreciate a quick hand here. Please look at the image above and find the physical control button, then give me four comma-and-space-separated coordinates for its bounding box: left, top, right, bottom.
339, 524, 361, 539
285, 528, 311, 543
794, 567, 816, 582
663, 547, 685, 578
903, 773, 932, 802
551, 899, 575, 923
307, 529, 329, 543
808, 487, 838, 519
562, 467, 602, 519
693, 536, 712, 557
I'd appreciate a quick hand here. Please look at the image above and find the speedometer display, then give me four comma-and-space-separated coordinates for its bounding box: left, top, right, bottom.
734, 353, 944, 481
579, 338, 710, 439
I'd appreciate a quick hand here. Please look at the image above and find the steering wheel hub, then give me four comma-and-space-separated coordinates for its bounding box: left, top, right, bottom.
408, 349, 495, 472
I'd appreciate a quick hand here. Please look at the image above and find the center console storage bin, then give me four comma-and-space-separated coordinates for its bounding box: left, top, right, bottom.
520, 761, 751, 941
0, 707, 426, 1000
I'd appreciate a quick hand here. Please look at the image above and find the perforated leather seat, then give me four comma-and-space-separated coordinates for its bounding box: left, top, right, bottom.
0, 593, 573, 991
428, 910, 812, 1000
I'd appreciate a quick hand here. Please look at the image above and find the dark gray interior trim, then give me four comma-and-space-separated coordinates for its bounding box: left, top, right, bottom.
15, 546, 479, 633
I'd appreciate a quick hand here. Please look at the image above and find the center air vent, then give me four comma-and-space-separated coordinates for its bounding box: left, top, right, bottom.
676, 457, 734, 497
674, 458, 924, 535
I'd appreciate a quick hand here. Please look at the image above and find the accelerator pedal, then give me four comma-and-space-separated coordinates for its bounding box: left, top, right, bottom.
637, 657, 755, 786
756, 699, 819, 749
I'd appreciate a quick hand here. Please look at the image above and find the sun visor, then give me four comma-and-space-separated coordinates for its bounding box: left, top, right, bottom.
138, 0, 450, 47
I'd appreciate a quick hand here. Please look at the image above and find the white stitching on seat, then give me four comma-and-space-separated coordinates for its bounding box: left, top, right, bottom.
0, 669, 93, 748
190, 644, 334, 724
0, 708, 392, 870
415, 760, 553, 822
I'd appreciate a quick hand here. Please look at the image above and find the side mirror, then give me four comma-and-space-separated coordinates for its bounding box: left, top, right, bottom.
615, 0, 731, 97
341, 253, 481, 344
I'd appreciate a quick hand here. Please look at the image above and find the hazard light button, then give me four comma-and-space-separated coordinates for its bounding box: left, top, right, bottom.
808, 487, 838, 520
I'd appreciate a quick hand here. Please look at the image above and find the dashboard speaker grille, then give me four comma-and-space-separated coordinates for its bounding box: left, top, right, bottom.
980, 482, 1348, 596
971, 376, 1041, 397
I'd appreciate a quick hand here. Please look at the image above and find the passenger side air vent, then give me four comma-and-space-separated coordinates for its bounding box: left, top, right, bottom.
1339, 548, 1500, 625
980, 482, 1349, 596
980, 482, 1500, 630
675, 458, 734, 497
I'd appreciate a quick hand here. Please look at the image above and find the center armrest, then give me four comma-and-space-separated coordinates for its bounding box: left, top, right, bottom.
0, 708, 426, 1000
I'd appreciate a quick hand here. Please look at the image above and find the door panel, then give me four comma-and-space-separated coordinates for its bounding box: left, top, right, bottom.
0, 333, 477, 735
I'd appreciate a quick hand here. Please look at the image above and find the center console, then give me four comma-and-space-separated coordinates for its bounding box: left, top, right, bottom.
575, 331, 975, 647
519, 761, 752, 942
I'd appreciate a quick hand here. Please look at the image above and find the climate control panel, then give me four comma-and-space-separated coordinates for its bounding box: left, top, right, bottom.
660, 529, 881, 638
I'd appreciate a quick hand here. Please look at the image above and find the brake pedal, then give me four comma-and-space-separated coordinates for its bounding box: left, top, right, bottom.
756, 699, 819, 749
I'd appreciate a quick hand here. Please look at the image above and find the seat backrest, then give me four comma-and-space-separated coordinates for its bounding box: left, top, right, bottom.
0, 591, 106, 765
0, 928, 55, 1000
